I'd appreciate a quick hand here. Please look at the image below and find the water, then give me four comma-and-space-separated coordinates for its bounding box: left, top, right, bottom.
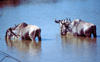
0, 0, 100, 62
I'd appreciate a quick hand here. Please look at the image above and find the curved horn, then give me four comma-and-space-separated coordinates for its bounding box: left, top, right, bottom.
69, 18, 71, 21
55, 18, 57, 21
15, 24, 16, 27
66, 17, 68, 21
55, 18, 59, 23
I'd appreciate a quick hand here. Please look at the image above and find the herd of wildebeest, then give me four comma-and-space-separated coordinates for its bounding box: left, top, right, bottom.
5, 18, 97, 41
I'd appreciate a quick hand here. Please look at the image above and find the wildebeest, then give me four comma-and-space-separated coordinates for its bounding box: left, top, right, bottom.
55, 18, 97, 37
5, 22, 41, 41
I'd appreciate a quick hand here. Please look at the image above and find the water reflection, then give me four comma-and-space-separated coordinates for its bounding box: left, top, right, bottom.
5, 38, 41, 54
0, 0, 100, 61
61, 35, 97, 46
61, 35, 97, 61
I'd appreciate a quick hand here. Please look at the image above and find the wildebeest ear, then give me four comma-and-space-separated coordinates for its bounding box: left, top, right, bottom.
9, 28, 12, 31
66, 17, 68, 21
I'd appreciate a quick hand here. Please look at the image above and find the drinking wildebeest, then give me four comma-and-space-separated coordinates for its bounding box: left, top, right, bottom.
55, 18, 97, 37
5, 22, 41, 41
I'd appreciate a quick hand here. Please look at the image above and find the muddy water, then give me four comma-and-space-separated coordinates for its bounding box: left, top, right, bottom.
0, 0, 100, 62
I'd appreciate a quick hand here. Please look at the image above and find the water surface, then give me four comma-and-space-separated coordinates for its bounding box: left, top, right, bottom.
0, 0, 100, 62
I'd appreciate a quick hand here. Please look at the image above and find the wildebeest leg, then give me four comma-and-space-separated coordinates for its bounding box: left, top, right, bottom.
29, 31, 36, 41
93, 30, 97, 37
38, 34, 41, 41
73, 33, 78, 36
21, 36, 24, 40
37, 29, 41, 41
66, 32, 73, 36
85, 33, 91, 37
13, 35, 16, 40
85, 27, 92, 37
92, 25, 97, 37
85, 30, 91, 37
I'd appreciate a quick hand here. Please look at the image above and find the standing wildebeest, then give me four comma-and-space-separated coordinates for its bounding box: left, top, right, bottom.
5, 22, 41, 41
55, 18, 97, 37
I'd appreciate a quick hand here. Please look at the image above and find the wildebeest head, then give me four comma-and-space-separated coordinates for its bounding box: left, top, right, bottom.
62, 18, 72, 34
5, 28, 13, 39
6, 22, 27, 39
5, 27, 18, 39
55, 18, 70, 35
55, 18, 72, 35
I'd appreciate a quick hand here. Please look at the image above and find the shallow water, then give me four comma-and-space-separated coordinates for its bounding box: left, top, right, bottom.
0, 0, 100, 62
